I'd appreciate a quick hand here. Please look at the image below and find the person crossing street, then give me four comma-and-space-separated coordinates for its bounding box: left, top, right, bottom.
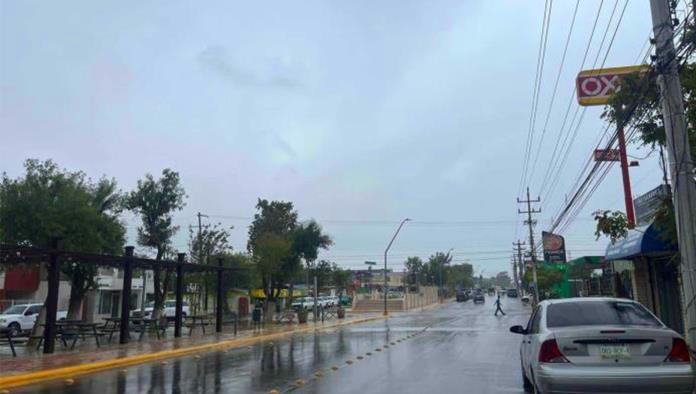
494, 295, 506, 316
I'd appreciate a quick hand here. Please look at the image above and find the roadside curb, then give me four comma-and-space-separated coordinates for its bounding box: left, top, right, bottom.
0, 315, 386, 390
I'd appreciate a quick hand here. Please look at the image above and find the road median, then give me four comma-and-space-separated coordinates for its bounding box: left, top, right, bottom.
0, 315, 385, 390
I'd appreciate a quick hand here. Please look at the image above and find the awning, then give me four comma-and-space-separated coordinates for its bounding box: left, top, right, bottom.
605, 223, 677, 260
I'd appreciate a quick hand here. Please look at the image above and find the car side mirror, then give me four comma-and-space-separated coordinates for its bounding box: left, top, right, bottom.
509, 325, 527, 335
24, 311, 34, 316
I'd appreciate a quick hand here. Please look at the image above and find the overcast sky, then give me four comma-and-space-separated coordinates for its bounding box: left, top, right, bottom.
1, 1, 669, 276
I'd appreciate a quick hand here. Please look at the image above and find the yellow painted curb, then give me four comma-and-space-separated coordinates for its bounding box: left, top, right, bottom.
0, 315, 385, 390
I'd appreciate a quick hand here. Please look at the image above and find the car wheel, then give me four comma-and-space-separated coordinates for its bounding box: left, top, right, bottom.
8, 322, 21, 337
522, 365, 533, 392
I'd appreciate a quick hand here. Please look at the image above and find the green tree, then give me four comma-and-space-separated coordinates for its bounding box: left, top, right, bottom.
423, 252, 453, 287
291, 220, 333, 305
125, 169, 186, 319
331, 264, 352, 295
404, 256, 424, 286
447, 263, 474, 289
187, 222, 233, 313
524, 265, 563, 297
593, 210, 629, 244
0, 159, 126, 319
247, 199, 298, 314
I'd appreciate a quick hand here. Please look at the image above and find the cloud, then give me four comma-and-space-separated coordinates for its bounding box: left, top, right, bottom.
197, 45, 301, 90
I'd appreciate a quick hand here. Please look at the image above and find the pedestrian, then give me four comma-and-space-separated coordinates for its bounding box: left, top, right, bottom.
494, 295, 506, 316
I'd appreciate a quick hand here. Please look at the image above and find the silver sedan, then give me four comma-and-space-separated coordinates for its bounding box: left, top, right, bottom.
510, 297, 694, 394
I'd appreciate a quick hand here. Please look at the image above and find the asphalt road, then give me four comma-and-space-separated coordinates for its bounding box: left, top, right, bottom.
14, 295, 531, 394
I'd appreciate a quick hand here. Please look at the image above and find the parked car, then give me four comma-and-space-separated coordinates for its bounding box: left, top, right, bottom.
0, 303, 67, 336
319, 296, 340, 308
510, 297, 694, 394
473, 292, 485, 304
291, 297, 316, 311
507, 288, 519, 298
132, 300, 190, 320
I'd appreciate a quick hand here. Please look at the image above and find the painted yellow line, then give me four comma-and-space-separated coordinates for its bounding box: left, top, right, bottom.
0, 315, 385, 390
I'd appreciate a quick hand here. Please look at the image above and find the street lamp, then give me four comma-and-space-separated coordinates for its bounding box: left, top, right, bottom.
384, 218, 411, 316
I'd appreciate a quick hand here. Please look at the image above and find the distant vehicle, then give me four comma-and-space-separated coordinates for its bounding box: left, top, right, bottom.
292, 297, 316, 311
132, 300, 189, 320
456, 291, 469, 302
319, 296, 339, 308
0, 303, 67, 336
507, 288, 518, 298
510, 298, 694, 394
473, 293, 485, 304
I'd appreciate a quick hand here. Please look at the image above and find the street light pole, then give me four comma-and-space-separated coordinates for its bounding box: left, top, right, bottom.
384, 218, 411, 316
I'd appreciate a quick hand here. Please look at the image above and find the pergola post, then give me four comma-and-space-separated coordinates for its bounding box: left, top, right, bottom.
43, 238, 61, 354
119, 246, 134, 344
175, 253, 185, 338
216, 258, 224, 333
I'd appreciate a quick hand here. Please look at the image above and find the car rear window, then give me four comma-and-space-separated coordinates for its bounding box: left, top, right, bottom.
546, 301, 661, 328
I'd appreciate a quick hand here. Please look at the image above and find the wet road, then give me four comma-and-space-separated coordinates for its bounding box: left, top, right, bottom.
15, 295, 531, 394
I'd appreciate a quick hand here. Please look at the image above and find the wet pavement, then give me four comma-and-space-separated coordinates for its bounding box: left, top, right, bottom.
11, 296, 531, 394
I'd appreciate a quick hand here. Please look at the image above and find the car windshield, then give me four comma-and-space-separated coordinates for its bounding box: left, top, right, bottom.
546, 301, 662, 328
2, 305, 27, 315
144, 302, 155, 309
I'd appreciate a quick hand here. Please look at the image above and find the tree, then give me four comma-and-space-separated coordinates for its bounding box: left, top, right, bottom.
524, 265, 563, 298
447, 263, 474, 289
331, 264, 352, 295
0, 159, 126, 319
124, 169, 186, 319
404, 256, 424, 286
593, 210, 629, 244
291, 220, 333, 305
423, 252, 453, 287
188, 222, 233, 312
494, 271, 512, 288
247, 199, 298, 312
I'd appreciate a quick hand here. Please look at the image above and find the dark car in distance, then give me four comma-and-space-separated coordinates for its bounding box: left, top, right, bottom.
456, 291, 469, 302
473, 292, 485, 303
506, 288, 518, 298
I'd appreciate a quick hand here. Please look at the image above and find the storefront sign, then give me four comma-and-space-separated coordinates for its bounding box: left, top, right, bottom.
542, 231, 567, 264
634, 184, 670, 226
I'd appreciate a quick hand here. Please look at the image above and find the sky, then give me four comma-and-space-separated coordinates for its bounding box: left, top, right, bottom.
0, 0, 674, 276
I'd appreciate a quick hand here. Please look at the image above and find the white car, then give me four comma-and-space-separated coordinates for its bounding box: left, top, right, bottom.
291, 297, 316, 311
510, 298, 694, 393
132, 300, 190, 320
0, 303, 67, 336
319, 296, 340, 308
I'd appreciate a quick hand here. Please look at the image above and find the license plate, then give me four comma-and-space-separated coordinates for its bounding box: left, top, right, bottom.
599, 344, 630, 358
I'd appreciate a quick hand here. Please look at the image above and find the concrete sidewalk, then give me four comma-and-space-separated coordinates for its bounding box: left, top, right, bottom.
0, 313, 382, 390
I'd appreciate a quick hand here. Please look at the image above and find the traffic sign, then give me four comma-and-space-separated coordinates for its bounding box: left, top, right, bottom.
576, 65, 649, 106
364, 261, 377, 265
593, 149, 621, 162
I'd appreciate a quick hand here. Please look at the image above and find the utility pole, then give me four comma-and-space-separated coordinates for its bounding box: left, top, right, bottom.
518, 188, 541, 306
513, 241, 526, 293
650, 0, 696, 348
511, 254, 519, 294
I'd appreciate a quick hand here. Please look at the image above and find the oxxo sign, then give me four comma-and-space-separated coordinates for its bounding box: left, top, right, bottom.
576, 65, 649, 106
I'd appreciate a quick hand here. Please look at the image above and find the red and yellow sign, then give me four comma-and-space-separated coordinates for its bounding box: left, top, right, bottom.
576, 65, 649, 106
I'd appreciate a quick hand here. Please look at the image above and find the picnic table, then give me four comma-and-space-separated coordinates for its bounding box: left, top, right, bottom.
39, 320, 103, 350
185, 315, 213, 336
98, 317, 170, 342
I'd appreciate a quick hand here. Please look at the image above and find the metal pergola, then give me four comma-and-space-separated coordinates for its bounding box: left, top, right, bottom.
0, 240, 243, 354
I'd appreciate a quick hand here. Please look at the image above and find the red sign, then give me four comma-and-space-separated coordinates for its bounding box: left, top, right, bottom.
593, 149, 621, 162
576, 65, 649, 106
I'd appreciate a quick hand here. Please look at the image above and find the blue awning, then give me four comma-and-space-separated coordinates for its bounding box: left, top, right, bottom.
605, 223, 677, 260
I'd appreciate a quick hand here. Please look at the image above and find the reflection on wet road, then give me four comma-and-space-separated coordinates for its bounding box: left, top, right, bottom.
15, 296, 530, 394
